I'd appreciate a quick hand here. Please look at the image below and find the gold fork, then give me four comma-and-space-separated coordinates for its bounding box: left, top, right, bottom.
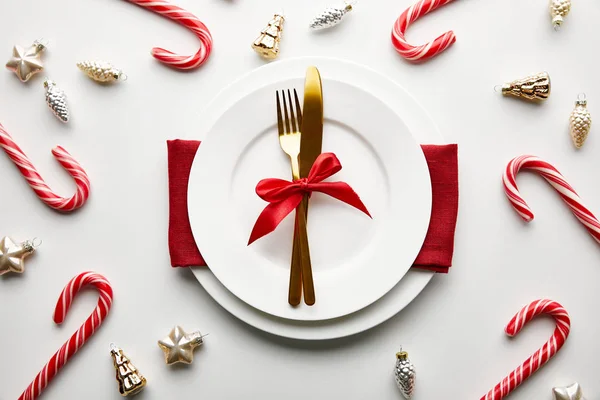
276, 89, 311, 306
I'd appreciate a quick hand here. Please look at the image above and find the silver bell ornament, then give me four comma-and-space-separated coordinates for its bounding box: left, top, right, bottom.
43, 79, 69, 123
394, 348, 416, 399
569, 93, 592, 149
309, 2, 355, 30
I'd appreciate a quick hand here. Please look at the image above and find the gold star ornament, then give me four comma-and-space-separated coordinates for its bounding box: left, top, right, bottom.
158, 326, 206, 365
553, 383, 586, 400
0, 236, 37, 275
6, 40, 46, 82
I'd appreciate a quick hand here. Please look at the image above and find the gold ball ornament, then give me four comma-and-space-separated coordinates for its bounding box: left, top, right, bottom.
5, 40, 46, 82
569, 94, 592, 149
553, 382, 586, 400
158, 326, 206, 365
0, 236, 38, 275
77, 60, 127, 83
110, 344, 147, 397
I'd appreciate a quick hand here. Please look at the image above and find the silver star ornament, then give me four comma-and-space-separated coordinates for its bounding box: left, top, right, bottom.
0, 236, 35, 275
158, 326, 205, 365
553, 383, 586, 400
5, 41, 46, 82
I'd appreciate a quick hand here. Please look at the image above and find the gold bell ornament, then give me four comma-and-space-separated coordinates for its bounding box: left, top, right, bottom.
77, 60, 127, 83
550, 0, 571, 30
498, 72, 551, 102
252, 14, 285, 60
569, 93, 592, 149
110, 344, 147, 396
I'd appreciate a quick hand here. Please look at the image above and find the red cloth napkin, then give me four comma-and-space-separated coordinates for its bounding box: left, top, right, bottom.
167, 140, 459, 273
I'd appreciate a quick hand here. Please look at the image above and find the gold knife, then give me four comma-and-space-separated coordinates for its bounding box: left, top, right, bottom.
290, 66, 323, 306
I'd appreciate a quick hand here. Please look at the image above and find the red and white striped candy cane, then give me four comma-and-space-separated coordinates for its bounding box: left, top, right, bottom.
125, 0, 213, 70
18, 272, 113, 400
503, 155, 600, 243
0, 123, 90, 212
480, 299, 570, 399
391, 0, 457, 62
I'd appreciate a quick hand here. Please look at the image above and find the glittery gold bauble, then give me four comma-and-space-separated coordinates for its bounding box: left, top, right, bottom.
501, 72, 551, 101
569, 94, 592, 149
77, 60, 126, 83
252, 14, 285, 60
158, 326, 205, 365
110, 344, 147, 397
550, 0, 571, 30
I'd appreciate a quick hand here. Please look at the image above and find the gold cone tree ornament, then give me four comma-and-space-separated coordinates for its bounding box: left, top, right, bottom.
569, 93, 592, 149
550, 0, 571, 30
77, 60, 127, 83
500, 72, 551, 101
110, 344, 147, 396
252, 14, 285, 60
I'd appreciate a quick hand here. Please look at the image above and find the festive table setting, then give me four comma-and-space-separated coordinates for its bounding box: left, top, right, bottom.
1, 0, 599, 399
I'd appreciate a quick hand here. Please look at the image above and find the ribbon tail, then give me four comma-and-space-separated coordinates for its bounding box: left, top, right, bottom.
248, 194, 303, 245
317, 182, 372, 218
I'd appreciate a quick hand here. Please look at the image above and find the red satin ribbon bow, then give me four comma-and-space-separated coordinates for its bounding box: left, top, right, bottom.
248, 152, 372, 244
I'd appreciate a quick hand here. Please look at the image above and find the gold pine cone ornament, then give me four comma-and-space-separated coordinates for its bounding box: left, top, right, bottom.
77, 60, 126, 83
570, 94, 592, 149
550, 0, 571, 30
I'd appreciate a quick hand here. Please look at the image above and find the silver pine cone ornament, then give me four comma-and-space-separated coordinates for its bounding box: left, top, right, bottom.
309, 2, 354, 30
550, 0, 571, 30
77, 60, 126, 83
570, 94, 592, 149
394, 349, 416, 399
43, 79, 69, 123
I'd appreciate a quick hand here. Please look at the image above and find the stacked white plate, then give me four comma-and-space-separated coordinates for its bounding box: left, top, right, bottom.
188, 57, 444, 340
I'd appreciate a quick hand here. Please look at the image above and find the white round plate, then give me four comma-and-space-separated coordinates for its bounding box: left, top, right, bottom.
190, 57, 442, 339
189, 71, 432, 321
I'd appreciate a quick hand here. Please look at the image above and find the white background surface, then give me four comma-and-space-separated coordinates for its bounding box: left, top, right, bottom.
1, 0, 599, 399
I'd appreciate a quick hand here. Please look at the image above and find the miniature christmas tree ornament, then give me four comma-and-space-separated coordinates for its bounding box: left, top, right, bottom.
6, 40, 47, 82
553, 382, 586, 400
252, 14, 285, 60
43, 79, 70, 123
309, 2, 355, 30
0, 236, 39, 275
110, 344, 147, 396
569, 93, 592, 149
158, 325, 206, 365
77, 60, 127, 83
550, 0, 571, 30
498, 72, 551, 102
394, 348, 416, 399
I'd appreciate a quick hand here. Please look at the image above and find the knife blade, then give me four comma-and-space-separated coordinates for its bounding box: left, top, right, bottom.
291, 66, 323, 306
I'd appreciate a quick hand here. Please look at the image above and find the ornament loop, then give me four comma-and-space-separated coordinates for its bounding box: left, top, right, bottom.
577, 92, 586, 102
29, 237, 42, 248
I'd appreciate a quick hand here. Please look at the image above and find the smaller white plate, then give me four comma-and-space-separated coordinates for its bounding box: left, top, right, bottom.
189, 77, 432, 321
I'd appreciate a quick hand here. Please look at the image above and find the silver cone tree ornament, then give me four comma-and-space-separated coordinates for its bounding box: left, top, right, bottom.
77, 60, 127, 83
550, 0, 571, 30
43, 79, 69, 123
309, 2, 354, 30
569, 94, 592, 149
394, 349, 416, 399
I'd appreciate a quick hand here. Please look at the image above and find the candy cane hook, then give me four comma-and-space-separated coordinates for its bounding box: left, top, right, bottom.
503, 155, 600, 243
481, 299, 571, 400
0, 123, 90, 212
18, 272, 113, 400
391, 0, 457, 62
124, 0, 213, 70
